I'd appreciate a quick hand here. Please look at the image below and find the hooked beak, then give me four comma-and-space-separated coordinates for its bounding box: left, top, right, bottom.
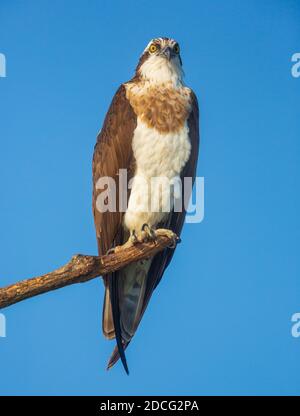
160, 46, 174, 61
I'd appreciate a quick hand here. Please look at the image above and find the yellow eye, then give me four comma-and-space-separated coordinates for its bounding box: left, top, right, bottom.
149, 43, 158, 53
174, 44, 180, 54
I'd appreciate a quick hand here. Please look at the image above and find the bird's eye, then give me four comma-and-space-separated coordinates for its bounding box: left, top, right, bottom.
149, 43, 158, 53
173, 44, 180, 54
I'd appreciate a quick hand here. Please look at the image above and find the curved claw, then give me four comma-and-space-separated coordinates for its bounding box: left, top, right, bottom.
130, 229, 138, 243
141, 223, 150, 231
141, 223, 157, 241
168, 237, 178, 249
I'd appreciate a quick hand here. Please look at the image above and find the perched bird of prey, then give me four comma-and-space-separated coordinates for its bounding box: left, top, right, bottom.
92, 37, 199, 373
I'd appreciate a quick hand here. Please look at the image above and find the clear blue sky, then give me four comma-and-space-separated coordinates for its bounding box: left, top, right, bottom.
0, 0, 300, 396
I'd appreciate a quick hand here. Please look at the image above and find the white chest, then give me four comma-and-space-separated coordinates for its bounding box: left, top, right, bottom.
124, 118, 191, 231
132, 118, 191, 178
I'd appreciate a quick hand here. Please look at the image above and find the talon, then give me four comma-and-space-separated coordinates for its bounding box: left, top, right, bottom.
130, 230, 138, 243
141, 224, 157, 242
142, 223, 150, 232
164, 230, 179, 249
168, 238, 177, 249
140, 230, 149, 242
106, 247, 115, 255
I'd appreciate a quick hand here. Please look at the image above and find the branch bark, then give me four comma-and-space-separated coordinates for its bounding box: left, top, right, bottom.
0, 229, 178, 310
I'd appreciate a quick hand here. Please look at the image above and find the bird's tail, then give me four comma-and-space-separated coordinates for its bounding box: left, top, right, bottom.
102, 274, 129, 374
103, 259, 152, 374
109, 272, 129, 374
107, 341, 130, 371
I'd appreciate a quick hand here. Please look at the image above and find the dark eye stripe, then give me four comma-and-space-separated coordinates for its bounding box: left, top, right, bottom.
173, 43, 180, 53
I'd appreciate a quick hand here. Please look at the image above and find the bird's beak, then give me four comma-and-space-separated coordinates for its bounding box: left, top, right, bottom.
161, 46, 174, 61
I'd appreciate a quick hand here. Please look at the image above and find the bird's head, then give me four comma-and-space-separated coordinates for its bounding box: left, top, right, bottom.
135, 37, 184, 86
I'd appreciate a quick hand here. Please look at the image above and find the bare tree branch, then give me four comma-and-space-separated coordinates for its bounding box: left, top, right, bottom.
0, 229, 178, 310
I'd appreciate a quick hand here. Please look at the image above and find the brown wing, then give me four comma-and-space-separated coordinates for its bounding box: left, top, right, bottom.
93, 84, 136, 255
92, 84, 136, 352
107, 90, 200, 369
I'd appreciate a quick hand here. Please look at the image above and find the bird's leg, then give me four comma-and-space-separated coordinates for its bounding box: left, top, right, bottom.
141, 223, 157, 243
105, 247, 116, 255
105, 228, 178, 256
123, 226, 157, 246
129, 229, 138, 244
118, 230, 140, 251
105, 230, 138, 255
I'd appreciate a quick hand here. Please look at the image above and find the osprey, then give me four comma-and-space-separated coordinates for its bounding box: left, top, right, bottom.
92, 37, 199, 373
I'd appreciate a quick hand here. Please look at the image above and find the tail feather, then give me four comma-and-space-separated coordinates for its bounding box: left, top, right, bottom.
103, 260, 152, 373
109, 273, 129, 375
107, 341, 130, 371
102, 283, 115, 340
118, 261, 150, 342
